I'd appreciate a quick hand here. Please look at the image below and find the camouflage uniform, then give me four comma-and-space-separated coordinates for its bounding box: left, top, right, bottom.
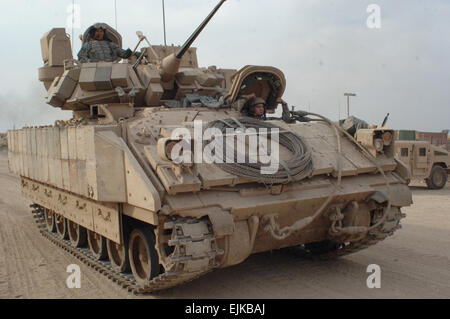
77, 41, 131, 63
77, 23, 132, 63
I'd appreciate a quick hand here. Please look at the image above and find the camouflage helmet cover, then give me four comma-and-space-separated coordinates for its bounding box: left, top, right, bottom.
87, 23, 112, 42
250, 97, 266, 107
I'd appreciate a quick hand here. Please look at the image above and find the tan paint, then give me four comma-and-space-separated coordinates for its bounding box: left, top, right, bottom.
395, 140, 450, 183
5, 11, 415, 288
21, 177, 121, 244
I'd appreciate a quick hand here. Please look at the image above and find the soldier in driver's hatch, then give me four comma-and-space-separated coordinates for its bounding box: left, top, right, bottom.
77, 23, 133, 63
231, 93, 288, 121
231, 93, 266, 120
248, 97, 267, 120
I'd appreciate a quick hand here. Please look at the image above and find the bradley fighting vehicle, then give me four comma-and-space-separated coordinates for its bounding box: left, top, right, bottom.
7, 0, 412, 293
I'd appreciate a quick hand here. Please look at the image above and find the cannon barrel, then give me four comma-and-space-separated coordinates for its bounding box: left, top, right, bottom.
176, 0, 226, 59
159, 0, 226, 82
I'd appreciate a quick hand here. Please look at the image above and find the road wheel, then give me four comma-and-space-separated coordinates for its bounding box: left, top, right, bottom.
128, 227, 160, 285
426, 166, 447, 189
68, 220, 87, 248
55, 214, 68, 239
87, 230, 108, 260
107, 239, 130, 273
44, 209, 56, 233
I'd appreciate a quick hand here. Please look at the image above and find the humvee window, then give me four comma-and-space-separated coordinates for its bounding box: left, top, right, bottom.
435, 150, 447, 156
419, 148, 427, 156
401, 148, 409, 157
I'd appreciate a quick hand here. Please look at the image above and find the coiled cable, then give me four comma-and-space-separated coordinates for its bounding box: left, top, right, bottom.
206, 117, 313, 184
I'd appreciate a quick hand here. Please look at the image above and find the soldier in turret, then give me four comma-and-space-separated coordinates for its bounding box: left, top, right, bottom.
77, 23, 133, 63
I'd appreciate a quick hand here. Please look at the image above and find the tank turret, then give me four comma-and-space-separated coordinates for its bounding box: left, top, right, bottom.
39, 0, 229, 115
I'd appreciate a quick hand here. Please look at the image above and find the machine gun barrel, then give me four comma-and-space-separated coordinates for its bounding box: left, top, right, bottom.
159, 0, 226, 82
381, 113, 390, 127
175, 0, 227, 59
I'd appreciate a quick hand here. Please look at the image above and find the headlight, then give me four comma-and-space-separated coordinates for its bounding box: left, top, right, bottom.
374, 138, 384, 152
382, 132, 393, 146
164, 141, 179, 161
356, 128, 394, 157
157, 137, 193, 163
157, 138, 176, 161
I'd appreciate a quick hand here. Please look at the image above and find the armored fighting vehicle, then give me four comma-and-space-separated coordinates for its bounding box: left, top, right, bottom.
7, 0, 412, 293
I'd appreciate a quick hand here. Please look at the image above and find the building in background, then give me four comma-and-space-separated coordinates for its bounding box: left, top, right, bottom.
415, 131, 449, 151
395, 130, 450, 151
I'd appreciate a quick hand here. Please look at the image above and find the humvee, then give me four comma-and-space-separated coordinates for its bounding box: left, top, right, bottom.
0, 133, 7, 149
395, 140, 450, 189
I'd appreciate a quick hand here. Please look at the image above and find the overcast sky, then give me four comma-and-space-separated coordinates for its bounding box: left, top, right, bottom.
0, 0, 449, 133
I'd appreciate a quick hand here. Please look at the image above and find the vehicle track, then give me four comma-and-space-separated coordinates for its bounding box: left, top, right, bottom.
31, 206, 220, 295
29, 203, 405, 295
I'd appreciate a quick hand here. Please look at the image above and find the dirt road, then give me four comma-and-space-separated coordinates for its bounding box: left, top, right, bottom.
0, 148, 449, 299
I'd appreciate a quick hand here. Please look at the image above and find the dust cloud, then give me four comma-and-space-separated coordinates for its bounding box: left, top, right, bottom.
0, 82, 72, 132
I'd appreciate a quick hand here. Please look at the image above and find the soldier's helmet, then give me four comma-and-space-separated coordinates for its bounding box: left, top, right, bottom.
86, 23, 113, 42
251, 97, 266, 107
247, 97, 267, 118
81, 23, 122, 47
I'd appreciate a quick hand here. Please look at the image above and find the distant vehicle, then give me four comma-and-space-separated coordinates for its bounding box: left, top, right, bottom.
0, 133, 7, 149
395, 140, 450, 189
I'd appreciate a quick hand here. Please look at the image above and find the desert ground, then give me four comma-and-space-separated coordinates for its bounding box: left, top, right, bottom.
0, 147, 449, 299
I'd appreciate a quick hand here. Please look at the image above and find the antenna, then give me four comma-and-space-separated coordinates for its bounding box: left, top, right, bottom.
71, 0, 75, 51
338, 100, 341, 120
162, 0, 167, 46
115, 0, 118, 30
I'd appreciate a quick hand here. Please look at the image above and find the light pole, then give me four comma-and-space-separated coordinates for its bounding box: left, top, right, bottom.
344, 93, 356, 117
162, 0, 167, 46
